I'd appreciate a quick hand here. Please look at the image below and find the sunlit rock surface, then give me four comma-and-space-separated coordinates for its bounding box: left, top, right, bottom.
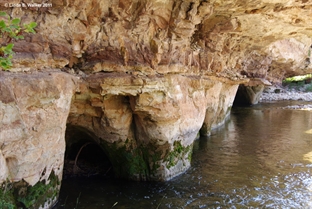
1, 0, 311, 79
0, 71, 76, 208
1, 0, 312, 208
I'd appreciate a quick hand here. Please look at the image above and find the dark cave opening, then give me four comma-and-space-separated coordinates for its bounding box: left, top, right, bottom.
63, 125, 114, 179
233, 84, 251, 106
233, 84, 264, 106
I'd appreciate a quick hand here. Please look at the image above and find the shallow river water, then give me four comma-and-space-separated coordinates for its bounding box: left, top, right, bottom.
54, 101, 312, 209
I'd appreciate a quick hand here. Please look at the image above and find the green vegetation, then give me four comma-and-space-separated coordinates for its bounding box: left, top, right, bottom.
165, 140, 193, 169
306, 83, 312, 92
100, 140, 150, 180
101, 138, 193, 180
282, 74, 312, 92
15, 171, 60, 209
103, 140, 165, 180
283, 74, 312, 83
0, 181, 16, 209
0, 11, 37, 70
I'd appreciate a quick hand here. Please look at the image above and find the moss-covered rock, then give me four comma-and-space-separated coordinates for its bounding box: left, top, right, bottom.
0, 182, 16, 209
100, 138, 194, 181
101, 139, 166, 181
164, 140, 193, 169
0, 171, 60, 209
13, 171, 60, 209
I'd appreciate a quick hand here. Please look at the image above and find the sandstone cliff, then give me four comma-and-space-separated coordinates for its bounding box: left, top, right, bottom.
0, 0, 311, 79
1, 0, 312, 208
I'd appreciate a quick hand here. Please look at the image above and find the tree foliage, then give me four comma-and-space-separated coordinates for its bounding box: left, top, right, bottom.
0, 11, 37, 70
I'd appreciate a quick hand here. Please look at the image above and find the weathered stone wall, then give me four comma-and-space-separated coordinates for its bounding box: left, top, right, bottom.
1, 0, 312, 208
67, 72, 239, 180
1, 0, 311, 80
0, 71, 76, 208
0, 71, 238, 208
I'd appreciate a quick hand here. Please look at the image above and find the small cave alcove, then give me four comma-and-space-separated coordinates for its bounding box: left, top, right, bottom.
63, 125, 113, 179
233, 84, 264, 106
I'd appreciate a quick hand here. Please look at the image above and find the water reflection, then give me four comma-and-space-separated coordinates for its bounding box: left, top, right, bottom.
55, 101, 312, 209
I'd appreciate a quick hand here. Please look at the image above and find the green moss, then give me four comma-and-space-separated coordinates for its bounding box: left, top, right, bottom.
188, 149, 193, 162
165, 141, 193, 169
100, 139, 165, 180
100, 140, 149, 180
0, 182, 16, 209
140, 142, 163, 175
100, 138, 194, 180
15, 171, 60, 209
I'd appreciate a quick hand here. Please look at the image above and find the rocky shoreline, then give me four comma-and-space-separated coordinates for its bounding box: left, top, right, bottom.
260, 83, 312, 102
260, 91, 312, 102
259, 86, 312, 110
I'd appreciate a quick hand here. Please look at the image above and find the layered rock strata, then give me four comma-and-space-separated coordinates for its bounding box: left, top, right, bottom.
0, 0, 312, 208
1, 0, 311, 80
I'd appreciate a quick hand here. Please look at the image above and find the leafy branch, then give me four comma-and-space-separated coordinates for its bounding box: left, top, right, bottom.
0, 11, 37, 70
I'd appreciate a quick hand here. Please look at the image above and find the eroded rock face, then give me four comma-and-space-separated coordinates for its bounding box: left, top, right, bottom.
0, 71, 76, 208
67, 72, 238, 180
1, 0, 312, 208
0, 0, 311, 81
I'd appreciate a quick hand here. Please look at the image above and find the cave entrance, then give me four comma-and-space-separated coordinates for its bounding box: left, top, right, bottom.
233, 84, 264, 106
63, 125, 113, 179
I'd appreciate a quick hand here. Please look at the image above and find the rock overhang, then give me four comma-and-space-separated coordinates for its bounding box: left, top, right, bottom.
1, 1, 312, 208
0, 0, 310, 83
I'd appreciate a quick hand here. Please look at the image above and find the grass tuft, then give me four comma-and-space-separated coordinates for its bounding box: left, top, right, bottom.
282, 74, 312, 92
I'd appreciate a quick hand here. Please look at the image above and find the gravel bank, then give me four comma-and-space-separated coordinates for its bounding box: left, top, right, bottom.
260, 83, 312, 102
259, 86, 312, 110
260, 91, 312, 102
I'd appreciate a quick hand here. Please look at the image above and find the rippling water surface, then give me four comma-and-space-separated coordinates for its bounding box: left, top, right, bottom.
55, 101, 312, 209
